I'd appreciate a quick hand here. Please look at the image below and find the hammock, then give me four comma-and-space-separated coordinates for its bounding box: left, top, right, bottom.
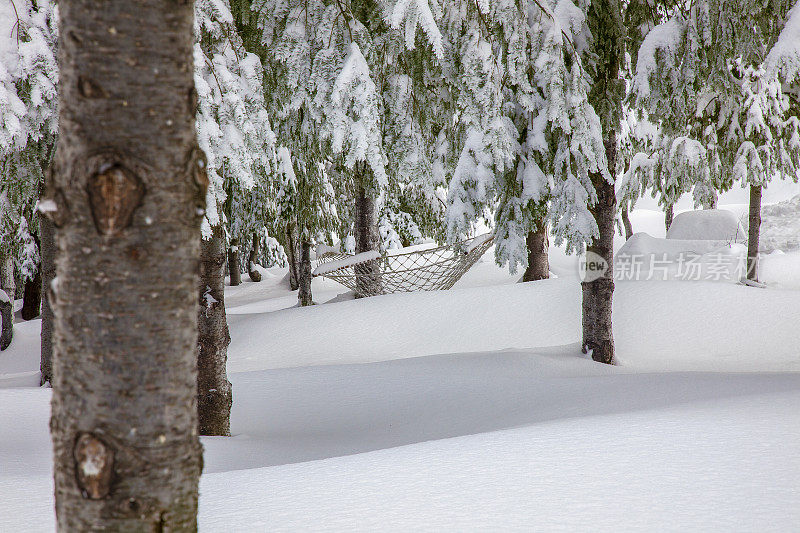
313, 234, 494, 297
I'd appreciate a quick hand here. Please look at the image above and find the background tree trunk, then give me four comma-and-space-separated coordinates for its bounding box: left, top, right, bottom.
621, 205, 633, 240
248, 231, 262, 282
664, 204, 674, 231
0, 290, 12, 351
522, 223, 549, 282
354, 179, 381, 297
285, 221, 300, 290
747, 184, 762, 282
228, 238, 242, 286
21, 233, 42, 320
0, 251, 15, 307
39, 214, 55, 384
298, 239, 313, 306
583, 0, 622, 365
49, 0, 202, 529
198, 226, 232, 436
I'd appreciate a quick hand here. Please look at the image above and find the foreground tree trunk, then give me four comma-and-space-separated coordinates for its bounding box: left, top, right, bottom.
298, 239, 313, 306
0, 289, 11, 351
583, 0, 622, 365
747, 184, 762, 282
664, 203, 674, 232
49, 1, 203, 529
248, 231, 262, 282
285, 221, 300, 290
21, 234, 43, 320
621, 205, 633, 240
228, 238, 242, 286
522, 223, 549, 282
198, 226, 232, 435
40, 214, 55, 384
582, 159, 617, 364
354, 180, 381, 297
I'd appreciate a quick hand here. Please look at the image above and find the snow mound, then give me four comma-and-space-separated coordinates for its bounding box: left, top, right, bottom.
616, 233, 745, 282
666, 209, 746, 242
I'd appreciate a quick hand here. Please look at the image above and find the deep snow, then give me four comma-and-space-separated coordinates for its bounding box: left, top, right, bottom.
1, 205, 799, 531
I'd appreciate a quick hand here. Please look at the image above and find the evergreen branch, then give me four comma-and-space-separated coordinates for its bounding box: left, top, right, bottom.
9, 0, 21, 48
334, 0, 354, 43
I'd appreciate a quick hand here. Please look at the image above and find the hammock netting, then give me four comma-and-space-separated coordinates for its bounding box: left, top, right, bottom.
313, 234, 494, 297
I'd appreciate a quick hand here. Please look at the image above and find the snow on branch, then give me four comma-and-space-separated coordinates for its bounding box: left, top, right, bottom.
766, 1, 800, 85
330, 43, 388, 187
389, 0, 444, 59
632, 17, 683, 101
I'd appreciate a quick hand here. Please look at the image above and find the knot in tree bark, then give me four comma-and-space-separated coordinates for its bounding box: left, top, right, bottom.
74, 432, 115, 500
87, 164, 145, 236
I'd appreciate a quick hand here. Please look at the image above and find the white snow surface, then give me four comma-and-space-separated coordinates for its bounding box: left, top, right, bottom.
1, 207, 799, 531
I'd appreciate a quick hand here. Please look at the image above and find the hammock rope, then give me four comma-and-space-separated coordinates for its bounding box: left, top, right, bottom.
313, 234, 494, 297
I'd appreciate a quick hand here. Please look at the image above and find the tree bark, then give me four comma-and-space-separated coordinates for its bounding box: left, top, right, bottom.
298, 239, 313, 306
285, 221, 300, 291
49, 1, 202, 529
621, 205, 633, 240
747, 184, 762, 283
21, 233, 42, 320
664, 203, 674, 232
40, 213, 55, 384
582, 154, 616, 365
248, 231, 262, 282
0, 251, 15, 307
198, 226, 232, 436
354, 180, 381, 297
228, 238, 242, 286
522, 223, 549, 282
0, 290, 12, 351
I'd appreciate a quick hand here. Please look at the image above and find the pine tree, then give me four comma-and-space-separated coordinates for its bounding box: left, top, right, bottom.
48, 0, 202, 527
581, 0, 624, 364
0, 0, 58, 359
443, 0, 609, 284
631, 0, 800, 281
194, 0, 278, 431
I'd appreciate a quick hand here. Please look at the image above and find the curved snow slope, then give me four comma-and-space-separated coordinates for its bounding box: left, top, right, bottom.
1, 241, 799, 531
226, 278, 800, 372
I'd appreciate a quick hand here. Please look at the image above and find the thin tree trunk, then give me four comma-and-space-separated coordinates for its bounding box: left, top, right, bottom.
298, 239, 313, 306
0, 289, 12, 351
522, 222, 549, 282
0, 251, 15, 307
248, 231, 262, 282
747, 184, 762, 283
621, 205, 633, 240
285, 221, 300, 291
228, 238, 242, 286
198, 226, 232, 436
583, 0, 621, 365
40, 213, 55, 384
49, 1, 202, 529
354, 179, 381, 297
21, 233, 42, 320
664, 203, 674, 232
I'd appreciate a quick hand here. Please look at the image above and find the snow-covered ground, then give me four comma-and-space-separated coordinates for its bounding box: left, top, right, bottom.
1, 203, 799, 531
